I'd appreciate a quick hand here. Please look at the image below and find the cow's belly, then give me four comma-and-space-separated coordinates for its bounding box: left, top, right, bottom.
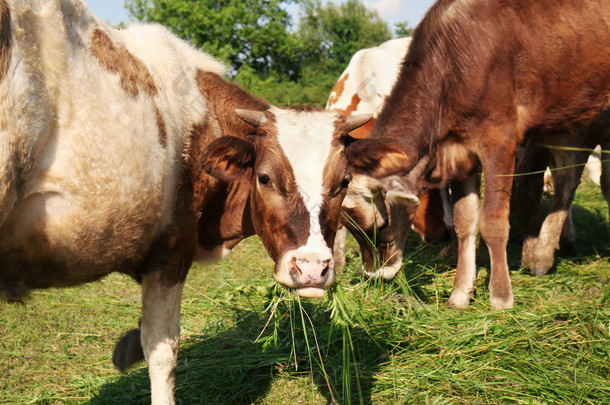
0, 186, 162, 301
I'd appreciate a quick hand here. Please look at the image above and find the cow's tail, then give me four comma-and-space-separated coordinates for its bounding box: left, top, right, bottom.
113, 327, 145, 373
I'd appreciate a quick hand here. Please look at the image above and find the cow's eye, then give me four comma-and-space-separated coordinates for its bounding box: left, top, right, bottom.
258, 174, 270, 186
341, 177, 351, 189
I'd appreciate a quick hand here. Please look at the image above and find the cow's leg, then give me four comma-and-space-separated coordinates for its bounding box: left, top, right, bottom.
333, 224, 347, 269
141, 271, 184, 405
600, 145, 610, 222
479, 133, 516, 310
519, 147, 549, 268
447, 174, 480, 308
530, 150, 586, 276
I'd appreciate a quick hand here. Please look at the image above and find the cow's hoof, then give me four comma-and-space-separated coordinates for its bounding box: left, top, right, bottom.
113, 328, 144, 373
446, 290, 472, 309
489, 294, 514, 310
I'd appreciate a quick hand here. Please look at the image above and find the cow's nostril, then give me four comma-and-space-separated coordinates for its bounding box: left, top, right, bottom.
290, 257, 302, 275
321, 260, 330, 277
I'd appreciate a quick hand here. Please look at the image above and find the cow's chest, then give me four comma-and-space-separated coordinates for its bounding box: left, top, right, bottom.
427, 135, 480, 185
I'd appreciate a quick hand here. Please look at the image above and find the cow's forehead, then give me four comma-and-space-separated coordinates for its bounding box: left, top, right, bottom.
271, 106, 340, 183
268, 107, 340, 252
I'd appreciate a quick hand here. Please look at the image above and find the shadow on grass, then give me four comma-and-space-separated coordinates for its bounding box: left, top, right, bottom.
91, 304, 387, 404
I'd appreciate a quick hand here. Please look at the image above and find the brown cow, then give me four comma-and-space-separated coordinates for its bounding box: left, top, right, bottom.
0, 1, 369, 403
346, 0, 610, 309
326, 37, 453, 279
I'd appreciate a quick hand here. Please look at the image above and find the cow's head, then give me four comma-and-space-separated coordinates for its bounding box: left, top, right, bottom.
340, 158, 428, 280
201, 107, 371, 298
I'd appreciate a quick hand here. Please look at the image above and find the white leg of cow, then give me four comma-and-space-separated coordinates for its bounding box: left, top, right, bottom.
531, 151, 585, 276
333, 224, 347, 269
447, 175, 480, 308
586, 146, 602, 185
600, 145, 610, 222
141, 271, 184, 405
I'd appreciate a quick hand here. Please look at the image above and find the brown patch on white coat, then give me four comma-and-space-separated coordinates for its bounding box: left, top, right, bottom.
90, 28, 158, 99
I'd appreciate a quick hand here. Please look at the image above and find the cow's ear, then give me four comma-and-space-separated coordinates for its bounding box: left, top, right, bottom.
201, 136, 256, 181
346, 138, 414, 179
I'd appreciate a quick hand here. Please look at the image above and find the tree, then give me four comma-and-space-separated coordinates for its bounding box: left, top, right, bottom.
298, 0, 392, 79
394, 21, 414, 37
126, 0, 395, 106
126, 0, 301, 79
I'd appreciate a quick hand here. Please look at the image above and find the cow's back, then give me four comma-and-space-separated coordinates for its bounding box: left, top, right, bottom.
326, 38, 411, 122
0, 0, 226, 300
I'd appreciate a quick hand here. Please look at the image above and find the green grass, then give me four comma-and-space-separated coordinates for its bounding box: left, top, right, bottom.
1, 175, 609, 404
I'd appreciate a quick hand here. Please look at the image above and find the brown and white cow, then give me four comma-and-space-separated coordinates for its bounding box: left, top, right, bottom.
0, 1, 369, 403
346, 0, 610, 309
326, 37, 453, 279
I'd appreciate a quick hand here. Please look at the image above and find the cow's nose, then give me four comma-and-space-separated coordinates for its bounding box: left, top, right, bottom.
289, 252, 332, 285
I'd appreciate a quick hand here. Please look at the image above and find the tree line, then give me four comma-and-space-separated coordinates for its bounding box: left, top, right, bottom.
126, 0, 412, 106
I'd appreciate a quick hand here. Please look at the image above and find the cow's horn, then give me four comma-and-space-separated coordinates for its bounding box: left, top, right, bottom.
345, 113, 373, 132
235, 109, 266, 128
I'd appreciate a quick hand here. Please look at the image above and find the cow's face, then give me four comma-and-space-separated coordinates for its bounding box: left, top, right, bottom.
341, 174, 420, 280
201, 107, 371, 298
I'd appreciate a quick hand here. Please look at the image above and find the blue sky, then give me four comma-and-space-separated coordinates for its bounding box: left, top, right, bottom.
86, 1, 436, 30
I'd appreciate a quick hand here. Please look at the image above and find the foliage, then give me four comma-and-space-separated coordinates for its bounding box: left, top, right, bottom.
126, 0, 302, 79
126, 0, 403, 106
297, 0, 392, 78
394, 21, 414, 37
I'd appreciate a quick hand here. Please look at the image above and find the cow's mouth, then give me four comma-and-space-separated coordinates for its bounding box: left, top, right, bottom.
297, 286, 326, 298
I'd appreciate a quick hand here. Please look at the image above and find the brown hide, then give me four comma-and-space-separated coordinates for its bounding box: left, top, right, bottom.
355, 0, 610, 181
90, 29, 158, 99
0, 0, 10, 84
192, 71, 268, 251
412, 188, 448, 242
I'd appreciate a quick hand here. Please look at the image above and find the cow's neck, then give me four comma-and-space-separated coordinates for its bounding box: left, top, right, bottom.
191, 70, 266, 251
372, 3, 496, 184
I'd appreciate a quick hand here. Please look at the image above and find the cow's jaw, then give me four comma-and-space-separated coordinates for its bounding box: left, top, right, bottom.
271, 108, 339, 297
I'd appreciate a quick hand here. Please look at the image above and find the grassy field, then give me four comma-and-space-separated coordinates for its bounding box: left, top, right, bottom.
1, 176, 609, 404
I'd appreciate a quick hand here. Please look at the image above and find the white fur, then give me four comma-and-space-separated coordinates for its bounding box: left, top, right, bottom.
141, 272, 184, 405
326, 37, 411, 116
273, 107, 337, 255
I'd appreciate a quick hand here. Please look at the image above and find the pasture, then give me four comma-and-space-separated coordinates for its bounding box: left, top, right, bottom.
1, 175, 609, 404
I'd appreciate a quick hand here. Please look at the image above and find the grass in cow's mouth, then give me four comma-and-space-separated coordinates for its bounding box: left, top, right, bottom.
253, 282, 365, 404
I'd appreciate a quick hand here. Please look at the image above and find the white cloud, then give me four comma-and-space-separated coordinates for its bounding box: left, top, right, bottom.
364, 0, 404, 19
